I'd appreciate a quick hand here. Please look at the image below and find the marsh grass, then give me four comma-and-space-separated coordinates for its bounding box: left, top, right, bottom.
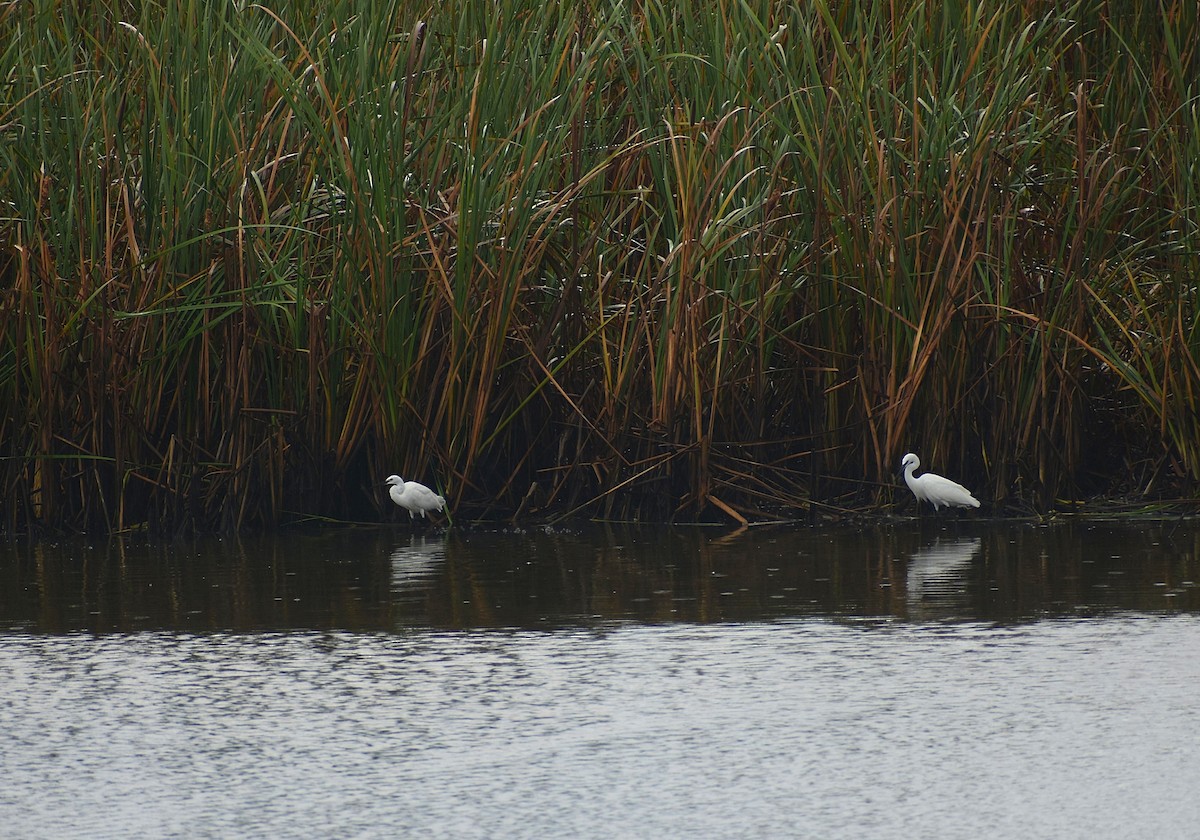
2, 0, 1198, 531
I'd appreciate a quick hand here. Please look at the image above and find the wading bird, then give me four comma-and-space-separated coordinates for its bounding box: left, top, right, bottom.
900, 453, 980, 511
385, 475, 446, 520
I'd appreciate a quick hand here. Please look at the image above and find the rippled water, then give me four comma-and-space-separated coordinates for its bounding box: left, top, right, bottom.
2, 522, 1199, 838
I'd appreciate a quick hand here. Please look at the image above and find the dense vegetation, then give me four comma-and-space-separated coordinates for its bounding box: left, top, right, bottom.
2, 0, 1198, 532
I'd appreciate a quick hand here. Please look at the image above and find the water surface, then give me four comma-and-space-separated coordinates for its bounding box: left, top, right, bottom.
2, 521, 1198, 838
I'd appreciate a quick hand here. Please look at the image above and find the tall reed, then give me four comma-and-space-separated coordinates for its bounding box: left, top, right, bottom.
2, 0, 1198, 531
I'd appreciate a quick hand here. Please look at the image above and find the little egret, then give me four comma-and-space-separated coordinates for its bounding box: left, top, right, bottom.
384, 474, 446, 519
900, 453, 980, 511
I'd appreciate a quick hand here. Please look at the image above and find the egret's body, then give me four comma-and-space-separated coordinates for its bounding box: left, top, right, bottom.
385, 474, 446, 519
901, 453, 980, 511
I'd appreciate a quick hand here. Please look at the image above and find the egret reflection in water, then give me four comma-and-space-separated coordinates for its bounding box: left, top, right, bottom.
389, 535, 447, 596
905, 537, 981, 619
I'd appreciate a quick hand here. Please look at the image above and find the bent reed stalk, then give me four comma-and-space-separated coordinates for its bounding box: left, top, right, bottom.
1, 0, 1198, 532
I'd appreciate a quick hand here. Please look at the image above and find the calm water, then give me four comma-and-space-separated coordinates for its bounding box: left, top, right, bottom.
2, 521, 1199, 838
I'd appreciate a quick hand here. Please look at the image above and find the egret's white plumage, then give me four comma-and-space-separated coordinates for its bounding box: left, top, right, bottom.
385, 474, 446, 519
901, 453, 980, 511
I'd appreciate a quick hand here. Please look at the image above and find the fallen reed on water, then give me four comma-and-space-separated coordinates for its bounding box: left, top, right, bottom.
2, 0, 1198, 532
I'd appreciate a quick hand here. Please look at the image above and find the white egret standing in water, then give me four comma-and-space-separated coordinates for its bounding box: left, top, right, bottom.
385, 475, 446, 519
900, 453, 980, 511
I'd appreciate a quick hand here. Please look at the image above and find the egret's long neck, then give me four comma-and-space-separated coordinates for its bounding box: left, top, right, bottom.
903, 461, 918, 489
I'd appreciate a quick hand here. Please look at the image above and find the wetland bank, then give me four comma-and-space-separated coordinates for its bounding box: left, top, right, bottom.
3, 1, 1199, 534
7, 8, 1199, 833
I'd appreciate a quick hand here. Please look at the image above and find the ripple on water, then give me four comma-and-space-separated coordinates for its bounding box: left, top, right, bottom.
2, 615, 1199, 839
